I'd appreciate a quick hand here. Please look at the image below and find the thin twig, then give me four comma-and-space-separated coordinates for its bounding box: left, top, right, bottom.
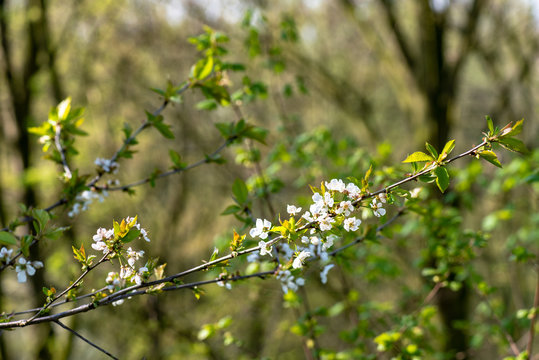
23, 252, 110, 324
0, 83, 191, 233
0, 139, 493, 328
96, 138, 232, 192
54, 320, 119, 360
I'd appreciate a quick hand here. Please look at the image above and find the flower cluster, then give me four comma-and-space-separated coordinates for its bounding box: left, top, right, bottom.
95, 157, 119, 174
245, 178, 389, 294
90, 216, 152, 303
68, 189, 108, 217
276, 269, 305, 293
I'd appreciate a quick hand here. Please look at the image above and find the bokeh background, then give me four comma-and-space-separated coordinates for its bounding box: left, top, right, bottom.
0, 0, 538, 359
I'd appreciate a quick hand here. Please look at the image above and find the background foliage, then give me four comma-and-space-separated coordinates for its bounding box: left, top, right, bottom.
0, 0, 538, 359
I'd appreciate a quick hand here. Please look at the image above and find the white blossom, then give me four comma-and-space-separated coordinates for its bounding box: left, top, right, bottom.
15, 258, 43, 283
320, 264, 335, 284
287, 205, 302, 216
292, 250, 311, 269
126, 247, 145, 266
318, 215, 335, 231
344, 217, 362, 232
0, 247, 13, 263
345, 183, 361, 199
258, 240, 273, 257
325, 179, 346, 192
323, 235, 338, 251
276, 270, 305, 293
249, 218, 272, 239
132, 266, 148, 285
336, 201, 354, 216
371, 200, 386, 217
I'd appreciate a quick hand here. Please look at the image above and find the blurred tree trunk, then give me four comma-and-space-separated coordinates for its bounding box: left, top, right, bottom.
340, 0, 485, 356
0, 0, 65, 358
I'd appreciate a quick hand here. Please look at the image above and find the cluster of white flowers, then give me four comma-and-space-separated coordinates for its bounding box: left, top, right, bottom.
95, 157, 119, 174
276, 269, 305, 293
91, 217, 151, 305
68, 189, 108, 217
91, 227, 114, 253
245, 178, 389, 293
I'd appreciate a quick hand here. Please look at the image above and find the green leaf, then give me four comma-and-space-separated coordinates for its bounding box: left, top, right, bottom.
120, 228, 141, 244
243, 126, 268, 144
169, 150, 184, 168
221, 205, 241, 215
153, 121, 174, 139
44, 226, 69, 241
21, 235, 33, 257
196, 99, 218, 111
440, 139, 455, 160
478, 150, 502, 168
215, 122, 232, 138
199, 56, 214, 80
434, 166, 449, 193
500, 119, 524, 137
0, 231, 17, 246
402, 152, 434, 163
31, 209, 50, 233
145, 111, 163, 124
150, 87, 166, 97
486, 115, 494, 133
232, 179, 249, 204
498, 137, 528, 154
425, 143, 438, 159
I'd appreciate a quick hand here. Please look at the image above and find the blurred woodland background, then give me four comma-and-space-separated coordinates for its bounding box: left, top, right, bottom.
0, 0, 538, 359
